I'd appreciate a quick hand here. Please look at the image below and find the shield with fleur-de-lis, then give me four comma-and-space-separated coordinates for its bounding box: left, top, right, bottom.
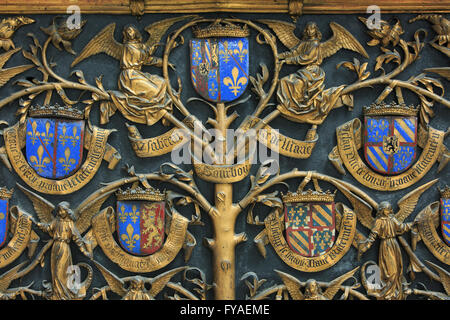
283, 190, 336, 257
0, 188, 12, 248
25, 105, 84, 179
190, 22, 249, 103
363, 104, 418, 175
116, 187, 166, 255
440, 187, 450, 246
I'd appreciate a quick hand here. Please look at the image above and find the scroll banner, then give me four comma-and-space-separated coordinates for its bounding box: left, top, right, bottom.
240, 116, 318, 159
3, 122, 119, 195
193, 158, 253, 183
415, 202, 450, 265
329, 118, 446, 191
0, 207, 33, 268
266, 203, 357, 272
126, 124, 189, 158
92, 207, 190, 273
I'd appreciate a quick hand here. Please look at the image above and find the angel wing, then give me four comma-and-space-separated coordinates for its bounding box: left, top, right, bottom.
74, 189, 117, 235
71, 23, 123, 67
0, 261, 27, 292
257, 19, 301, 50
426, 261, 450, 296
0, 48, 33, 87
274, 269, 305, 300
148, 266, 187, 298
93, 260, 127, 297
144, 15, 196, 55
395, 179, 438, 223
320, 22, 369, 60
323, 266, 359, 300
16, 183, 54, 224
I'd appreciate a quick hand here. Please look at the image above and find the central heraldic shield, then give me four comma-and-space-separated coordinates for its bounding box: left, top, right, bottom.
283, 190, 336, 257
190, 22, 249, 103
363, 105, 418, 175
116, 187, 165, 255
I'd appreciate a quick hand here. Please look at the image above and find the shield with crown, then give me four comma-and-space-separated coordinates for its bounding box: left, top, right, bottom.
440, 186, 450, 246
190, 21, 249, 103
25, 104, 85, 179
363, 102, 418, 175
0, 187, 12, 248
116, 186, 166, 255
282, 189, 336, 257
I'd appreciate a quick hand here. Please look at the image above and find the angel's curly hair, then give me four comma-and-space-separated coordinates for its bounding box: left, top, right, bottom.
122, 24, 143, 43
302, 22, 322, 41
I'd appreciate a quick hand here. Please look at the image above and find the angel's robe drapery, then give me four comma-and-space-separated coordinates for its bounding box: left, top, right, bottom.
108, 40, 173, 126
367, 215, 413, 300
37, 217, 88, 300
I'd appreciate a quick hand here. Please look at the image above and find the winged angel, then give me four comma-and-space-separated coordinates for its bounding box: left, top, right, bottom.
356, 179, 437, 300
276, 267, 359, 300
92, 261, 186, 300
71, 17, 189, 126
260, 20, 368, 127
18, 184, 113, 300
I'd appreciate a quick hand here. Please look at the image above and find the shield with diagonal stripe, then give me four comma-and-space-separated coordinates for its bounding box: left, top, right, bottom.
364, 115, 417, 175
284, 200, 335, 257
441, 196, 450, 246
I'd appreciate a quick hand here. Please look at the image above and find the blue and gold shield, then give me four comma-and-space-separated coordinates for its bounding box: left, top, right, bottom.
284, 202, 335, 257
190, 37, 249, 103
441, 197, 450, 246
25, 117, 84, 179
117, 200, 165, 255
364, 116, 417, 175
0, 196, 9, 248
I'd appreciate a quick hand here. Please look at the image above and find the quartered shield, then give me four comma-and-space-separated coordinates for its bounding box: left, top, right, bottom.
441, 197, 450, 246
190, 37, 249, 103
26, 117, 84, 179
364, 115, 417, 175
117, 200, 165, 255
284, 202, 335, 257
0, 197, 8, 248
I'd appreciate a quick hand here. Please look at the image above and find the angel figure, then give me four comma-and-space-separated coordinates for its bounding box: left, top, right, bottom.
91, 261, 187, 300
71, 17, 191, 126
259, 20, 368, 131
18, 183, 113, 300
356, 179, 437, 300
275, 267, 360, 300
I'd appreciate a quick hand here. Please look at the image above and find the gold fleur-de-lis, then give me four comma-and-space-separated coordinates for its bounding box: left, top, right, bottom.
233, 40, 248, 63
27, 121, 39, 145
41, 121, 54, 146
121, 223, 140, 251
118, 205, 128, 223
223, 67, 247, 96
58, 147, 76, 173
208, 82, 218, 97
29, 145, 51, 173
69, 126, 80, 147
219, 41, 232, 63
129, 205, 139, 224
59, 125, 69, 146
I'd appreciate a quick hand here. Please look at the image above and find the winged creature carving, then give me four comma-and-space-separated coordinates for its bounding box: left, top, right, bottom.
356, 179, 438, 300
92, 260, 187, 300
258, 20, 368, 131
275, 267, 360, 300
17, 183, 114, 300
71, 16, 194, 126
